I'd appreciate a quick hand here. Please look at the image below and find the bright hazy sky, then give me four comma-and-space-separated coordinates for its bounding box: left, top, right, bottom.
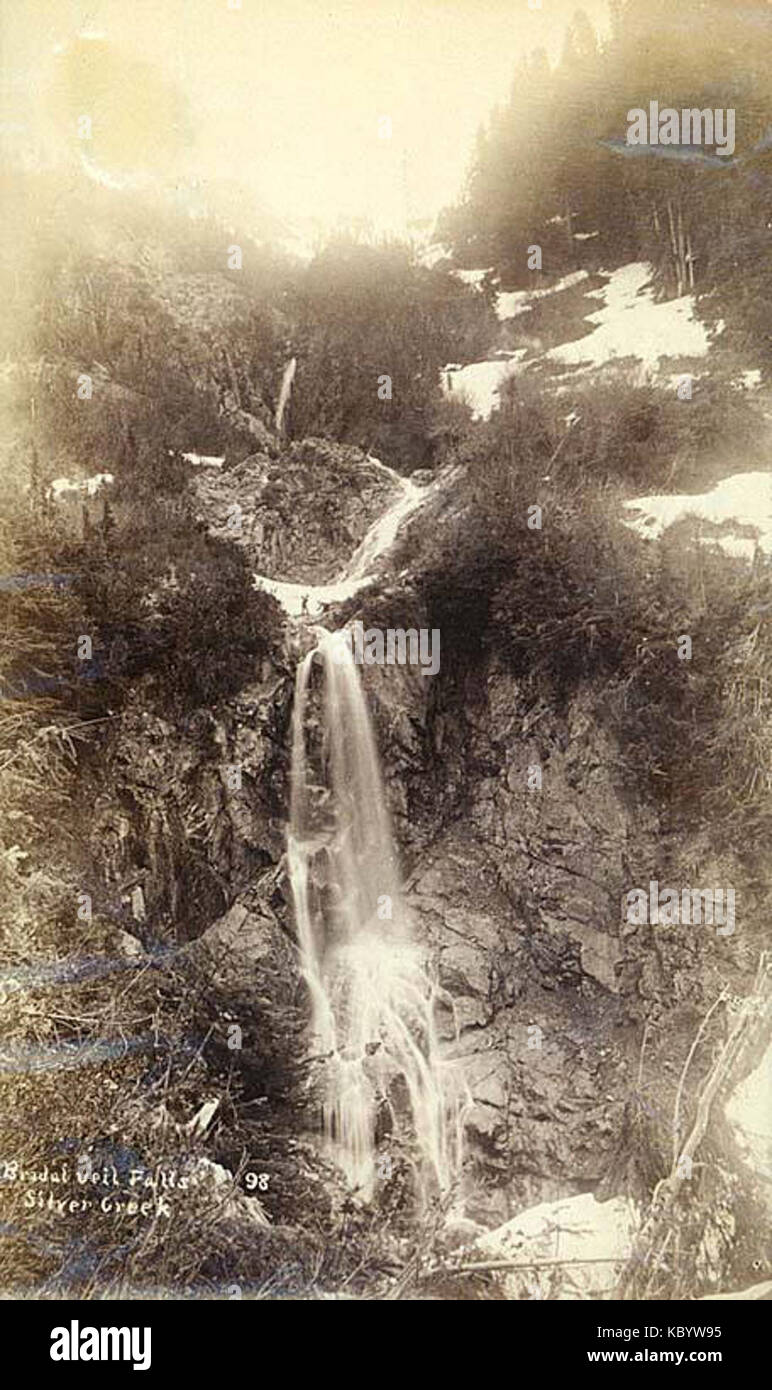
3, 0, 610, 236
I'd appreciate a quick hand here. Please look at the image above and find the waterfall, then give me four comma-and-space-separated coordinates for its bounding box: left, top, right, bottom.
253, 461, 446, 619
275, 356, 297, 435
287, 628, 465, 1201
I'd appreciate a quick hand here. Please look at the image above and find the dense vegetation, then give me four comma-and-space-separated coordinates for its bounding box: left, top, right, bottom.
438, 0, 772, 374
287, 239, 496, 466
2, 2, 771, 1298
403, 368, 772, 854
4, 166, 493, 479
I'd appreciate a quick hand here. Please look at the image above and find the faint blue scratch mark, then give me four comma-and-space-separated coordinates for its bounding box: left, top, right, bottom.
0, 573, 78, 592
0, 945, 177, 993
598, 138, 738, 170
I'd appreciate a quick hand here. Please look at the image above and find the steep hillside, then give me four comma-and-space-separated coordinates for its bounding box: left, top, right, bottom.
1, 151, 771, 1303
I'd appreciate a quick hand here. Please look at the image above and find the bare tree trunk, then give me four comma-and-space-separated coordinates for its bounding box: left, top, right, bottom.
666, 198, 684, 295
223, 347, 241, 408
676, 202, 688, 295
685, 228, 695, 290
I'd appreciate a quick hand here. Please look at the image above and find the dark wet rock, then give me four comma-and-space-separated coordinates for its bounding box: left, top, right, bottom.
85, 663, 293, 949
187, 898, 299, 1002
401, 828, 632, 1213
192, 439, 396, 585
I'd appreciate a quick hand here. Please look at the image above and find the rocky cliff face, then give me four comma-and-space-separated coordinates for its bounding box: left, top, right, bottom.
342, 608, 651, 1223
74, 445, 771, 1297
192, 439, 397, 584
84, 661, 293, 949
310, 493, 772, 1286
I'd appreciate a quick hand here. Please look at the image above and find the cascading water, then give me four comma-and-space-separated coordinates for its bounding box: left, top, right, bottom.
253, 460, 431, 619
275, 356, 297, 434
288, 627, 466, 1201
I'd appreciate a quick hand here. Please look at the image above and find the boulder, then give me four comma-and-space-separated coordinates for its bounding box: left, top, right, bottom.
473, 1191, 640, 1299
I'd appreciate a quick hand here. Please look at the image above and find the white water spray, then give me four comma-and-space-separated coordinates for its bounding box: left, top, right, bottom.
275, 356, 297, 434
287, 628, 466, 1200
254, 459, 450, 619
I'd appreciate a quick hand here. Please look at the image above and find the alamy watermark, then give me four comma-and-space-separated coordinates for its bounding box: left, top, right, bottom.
627, 103, 735, 158
622, 881, 735, 936
50, 1321, 151, 1371
331, 621, 440, 677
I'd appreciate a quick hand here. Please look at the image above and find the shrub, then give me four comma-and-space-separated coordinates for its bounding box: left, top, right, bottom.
288, 240, 497, 468
75, 504, 284, 714
409, 370, 772, 847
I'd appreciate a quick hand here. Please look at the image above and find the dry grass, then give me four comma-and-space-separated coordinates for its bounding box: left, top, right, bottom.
616, 953, 772, 1299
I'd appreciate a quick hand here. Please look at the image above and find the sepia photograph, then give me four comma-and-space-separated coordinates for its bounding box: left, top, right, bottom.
0, 0, 770, 1333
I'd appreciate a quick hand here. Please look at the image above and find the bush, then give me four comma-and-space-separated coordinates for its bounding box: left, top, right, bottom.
288, 240, 497, 469
74, 504, 283, 714
487, 368, 768, 493
409, 370, 772, 848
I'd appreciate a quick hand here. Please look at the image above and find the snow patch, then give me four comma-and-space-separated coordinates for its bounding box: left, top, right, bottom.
182, 452, 225, 468
497, 269, 589, 322
442, 351, 527, 420
549, 262, 714, 371
419, 242, 451, 270
475, 1192, 639, 1300
47, 473, 114, 502
452, 267, 492, 288
725, 1043, 772, 1196
443, 260, 721, 422
624, 472, 772, 557
736, 369, 762, 392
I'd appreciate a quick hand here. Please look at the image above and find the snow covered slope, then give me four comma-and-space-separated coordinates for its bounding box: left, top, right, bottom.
442, 261, 719, 420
